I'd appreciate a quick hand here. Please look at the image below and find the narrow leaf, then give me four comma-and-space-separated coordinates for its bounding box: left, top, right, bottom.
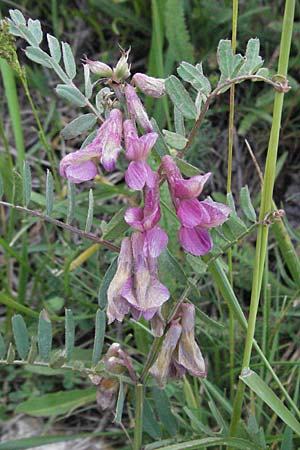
151, 118, 170, 157
238, 38, 263, 76
27, 19, 43, 45
165, 0, 194, 63
177, 61, 211, 95
62, 42, 76, 79
114, 381, 124, 423
0, 172, 3, 199
27, 336, 38, 364
153, 388, 178, 436
46, 169, 54, 215
9, 9, 26, 26
61, 114, 97, 140
174, 106, 185, 136
84, 64, 93, 99
12, 314, 29, 359
98, 258, 118, 309
25, 46, 52, 68
55, 85, 86, 107
16, 387, 97, 417
163, 130, 187, 150
0, 332, 6, 359
165, 76, 197, 120
38, 310, 52, 361
241, 369, 300, 436
6, 343, 16, 363
22, 160, 32, 206
102, 207, 128, 240
85, 189, 94, 232
47, 34, 61, 62
67, 181, 75, 224
144, 436, 262, 449
217, 40, 244, 83
92, 309, 106, 365
65, 309, 75, 361
240, 186, 256, 222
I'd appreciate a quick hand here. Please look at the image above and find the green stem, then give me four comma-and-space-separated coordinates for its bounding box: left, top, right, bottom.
133, 383, 144, 450
227, 0, 239, 401
0, 58, 25, 168
230, 0, 295, 435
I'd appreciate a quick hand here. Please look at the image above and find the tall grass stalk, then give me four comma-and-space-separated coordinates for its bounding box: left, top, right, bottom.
230, 0, 295, 436
227, 0, 239, 400
0, 58, 25, 167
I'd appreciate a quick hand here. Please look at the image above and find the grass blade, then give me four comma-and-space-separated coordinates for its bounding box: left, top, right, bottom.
92, 309, 106, 366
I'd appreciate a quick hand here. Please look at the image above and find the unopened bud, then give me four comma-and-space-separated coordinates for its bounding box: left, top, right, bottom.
124, 84, 153, 132
84, 58, 113, 77
133, 73, 166, 98
113, 49, 131, 81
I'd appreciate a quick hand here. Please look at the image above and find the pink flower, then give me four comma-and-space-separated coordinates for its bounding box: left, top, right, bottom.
132, 73, 166, 98
124, 173, 168, 257
123, 120, 157, 190
59, 109, 123, 183
162, 155, 230, 255
107, 232, 169, 323
124, 85, 153, 132
150, 303, 206, 388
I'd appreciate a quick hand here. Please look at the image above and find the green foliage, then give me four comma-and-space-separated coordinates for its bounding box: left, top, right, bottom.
165, 0, 194, 63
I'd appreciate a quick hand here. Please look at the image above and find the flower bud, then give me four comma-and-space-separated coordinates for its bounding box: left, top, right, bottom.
133, 73, 166, 98
113, 49, 131, 81
84, 58, 113, 77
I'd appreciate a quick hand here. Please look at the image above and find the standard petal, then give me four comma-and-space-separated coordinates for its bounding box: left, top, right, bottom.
133, 73, 166, 98
124, 206, 144, 231
64, 160, 98, 184
178, 226, 212, 256
125, 85, 153, 132
174, 173, 211, 199
125, 161, 149, 190
177, 199, 211, 228
145, 226, 168, 258
199, 201, 231, 227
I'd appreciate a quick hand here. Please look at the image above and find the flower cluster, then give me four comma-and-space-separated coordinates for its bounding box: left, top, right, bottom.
162, 155, 231, 256
58, 51, 231, 386
150, 303, 206, 387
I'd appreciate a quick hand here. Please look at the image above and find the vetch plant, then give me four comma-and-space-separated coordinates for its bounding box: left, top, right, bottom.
0, 3, 298, 449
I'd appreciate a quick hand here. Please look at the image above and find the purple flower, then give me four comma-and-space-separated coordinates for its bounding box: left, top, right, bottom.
59, 109, 123, 183
123, 119, 157, 190
124, 173, 168, 257
107, 232, 169, 323
132, 73, 166, 98
162, 155, 230, 256
124, 85, 153, 132
121, 232, 169, 320
150, 303, 206, 388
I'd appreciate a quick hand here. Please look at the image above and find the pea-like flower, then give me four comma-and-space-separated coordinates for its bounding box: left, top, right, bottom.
132, 73, 166, 98
107, 232, 169, 323
59, 109, 123, 183
124, 174, 168, 257
150, 303, 206, 388
123, 119, 157, 190
124, 85, 153, 132
162, 155, 231, 256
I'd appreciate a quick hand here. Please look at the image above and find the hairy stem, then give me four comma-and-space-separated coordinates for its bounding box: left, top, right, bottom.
0, 200, 120, 252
